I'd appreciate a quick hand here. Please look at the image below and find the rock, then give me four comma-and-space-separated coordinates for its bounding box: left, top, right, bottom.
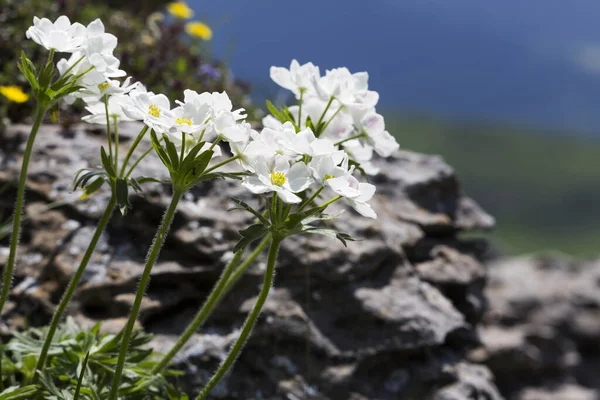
478, 255, 600, 399
0, 123, 500, 399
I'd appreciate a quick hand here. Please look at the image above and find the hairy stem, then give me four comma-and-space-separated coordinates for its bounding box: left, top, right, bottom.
297, 187, 324, 213
0, 105, 46, 315
153, 234, 271, 373
108, 189, 183, 400
119, 126, 148, 177
35, 196, 116, 374
196, 235, 282, 400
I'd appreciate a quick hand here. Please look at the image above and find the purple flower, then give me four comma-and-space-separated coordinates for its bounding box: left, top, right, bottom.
198, 64, 221, 80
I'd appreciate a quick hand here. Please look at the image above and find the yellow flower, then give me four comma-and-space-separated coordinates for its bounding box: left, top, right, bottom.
185, 21, 213, 41
167, 1, 194, 19
0, 86, 29, 103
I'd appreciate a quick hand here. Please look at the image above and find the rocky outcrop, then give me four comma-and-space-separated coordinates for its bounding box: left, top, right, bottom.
0, 123, 500, 399
473, 255, 600, 400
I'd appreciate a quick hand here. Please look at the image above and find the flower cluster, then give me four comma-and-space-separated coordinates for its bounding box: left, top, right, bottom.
230, 60, 401, 219
269, 60, 400, 175
17, 14, 401, 400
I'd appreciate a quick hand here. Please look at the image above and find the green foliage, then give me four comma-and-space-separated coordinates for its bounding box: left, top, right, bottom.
386, 114, 600, 256
0, 0, 259, 125
0, 318, 186, 399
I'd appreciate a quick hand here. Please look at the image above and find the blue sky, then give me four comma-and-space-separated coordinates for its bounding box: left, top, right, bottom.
188, 0, 600, 133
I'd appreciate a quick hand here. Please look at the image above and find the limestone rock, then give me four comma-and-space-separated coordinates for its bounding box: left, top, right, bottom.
0, 123, 501, 399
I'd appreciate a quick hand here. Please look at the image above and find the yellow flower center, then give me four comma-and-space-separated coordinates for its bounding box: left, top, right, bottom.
270, 171, 286, 187
176, 117, 192, 125
0, 85, 29, 103
97, 82, 110, 91
185, 21, 213, 40
166, 1, 194, 19
323, 174, 334, 181
148, 104, 160, 117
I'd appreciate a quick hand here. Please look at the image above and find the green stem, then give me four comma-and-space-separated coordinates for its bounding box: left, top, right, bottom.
297, 187, 324, 213
335, 132, 365, 147
119, 126, 148, 177
104, 95, 113, 162
321, 105, 344, 134
220, 235, 271, 299
179, 131, 186, 165
35, 196, 116, 374
271, 192, 279, 225
152, 250, 245, 373
203, 154, 240, 175
304, 195, 342, 215
196, 236, 282, 400
124, 146, 153, 179
108, 189, 184, 400
0, 105, 46, 315
154, 234, 271, 373
297, 89, 304, 127
315, 96, 334, 136
113, 115, 119, 174
208, 137, 221, 151
59, 55, 85, 81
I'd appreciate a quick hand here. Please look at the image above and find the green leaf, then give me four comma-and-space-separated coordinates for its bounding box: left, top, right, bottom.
100, 146, 116, 178
73, 352, 90, 400
239, 223, 267, 238
302, 227, 355, 247
165, 137, 180, 171
266, 100, 286, 123
229, 198, 270, 225
76, 171, 106, 190
0, 385, 39, 400
189, 149, 213, 175
150, 130, 173, 170
306, 116, 315, 131
115, 178, 132, 215
178, 140, 206, 171
81, 177, 106, 199
284, 212, 307, 230
128, 177, 143, 194
18, 51, 38, 90
135, 176, 169, 185
38, 57, 56, 89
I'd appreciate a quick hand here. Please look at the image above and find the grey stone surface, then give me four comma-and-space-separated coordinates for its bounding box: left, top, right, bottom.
0, 123, 501, 399
474, 255, 600, 400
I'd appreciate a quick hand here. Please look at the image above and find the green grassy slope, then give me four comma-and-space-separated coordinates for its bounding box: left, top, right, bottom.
386, 115, 600, 256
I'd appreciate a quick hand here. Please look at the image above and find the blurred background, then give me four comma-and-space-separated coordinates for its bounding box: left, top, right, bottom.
1, 0, 599, 257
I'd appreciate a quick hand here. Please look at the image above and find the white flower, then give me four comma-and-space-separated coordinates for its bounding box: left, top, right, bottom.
309, 155, 361, 199
345, 178, 377, 219
342, 140, 379, 175
282, 127, 344, 162
82, 94, 137, 124
231, 128, 272, 173
56, 55, 127, 104
26, 16, 85, 53
122, 89, 174, 133
357, 111, 399, 157
166, 103, 210, 138
178, 90, 246, 141
82, 19, 118, 55
222, 121, 252, 144
270, 60, 320, 98
262, 114, 285, 130
242, 156, 313, 203
79, 77, 139, 103
313, 67, 378, 107
246, 122, 298, 160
